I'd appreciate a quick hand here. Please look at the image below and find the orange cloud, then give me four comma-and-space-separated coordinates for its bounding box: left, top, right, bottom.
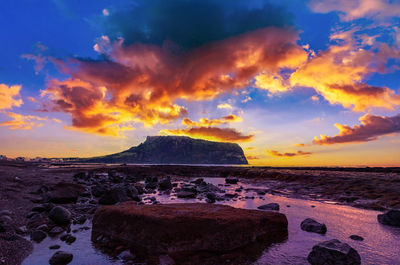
254, 74, 290, 93
41, 27, 307, 136
267, 150, 313, 157
290, 30, 400, 111
0, 112, 59, 130
217, 103, 233, 109
182, 115, 242, 127
313, 113, 400, 145
0, 84, 23, 110
161, 126, 254, 143
309, 0, 400, 21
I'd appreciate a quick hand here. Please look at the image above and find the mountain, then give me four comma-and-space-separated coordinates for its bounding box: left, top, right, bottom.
81, 136, 248, 164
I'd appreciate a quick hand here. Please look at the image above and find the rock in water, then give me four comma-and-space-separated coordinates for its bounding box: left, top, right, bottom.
258, 203, 280, 211
377, 210, 400, 227
81, 136, 248, 164
49, 251, 73, 265
300, 218, 327, 234
48, 206, 71, 225
307, 239, 361, 265
92, 203, 287, 264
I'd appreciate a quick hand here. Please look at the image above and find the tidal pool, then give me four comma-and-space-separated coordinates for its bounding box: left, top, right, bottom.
23, 177, 400, 265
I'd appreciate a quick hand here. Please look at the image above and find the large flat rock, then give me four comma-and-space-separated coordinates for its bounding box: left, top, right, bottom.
92, 203, 288, 264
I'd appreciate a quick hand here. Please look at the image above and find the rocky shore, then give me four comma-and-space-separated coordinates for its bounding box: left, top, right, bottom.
0, 161, 399, 264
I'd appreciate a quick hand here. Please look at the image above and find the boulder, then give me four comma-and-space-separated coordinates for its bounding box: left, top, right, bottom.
158, 177, 172, 190
49, 251, 73, 265
258, 203, 280, 211
177, 191, 197, 199
91, 185, 108, 198
377, 210, 400, 227
92, 203, 288, 263
44, 182, 86, 204
307, 239, 361, 265
48, 206, 71, 225
99, 185, 130, 205
301, 218, 327, 234
225, 176, 238, 184
349, 235, 364, 241
30, 230, 47, 243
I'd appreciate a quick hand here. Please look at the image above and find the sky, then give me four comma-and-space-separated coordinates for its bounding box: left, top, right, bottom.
1, 0, 400, 166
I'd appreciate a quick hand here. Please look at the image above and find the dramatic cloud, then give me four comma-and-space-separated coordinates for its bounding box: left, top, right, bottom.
101, 0, 293, 48
0, 112, 60, 130
290, 30, 400, 111
161, 126, 254, 143
313, 113, 400, 145
0, 84, 23, 110
309, 0, 400, 21
267, 150, 313, 157
42, 26, 307, 136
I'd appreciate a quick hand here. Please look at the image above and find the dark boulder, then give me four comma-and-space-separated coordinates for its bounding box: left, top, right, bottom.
99, 185, 130, 205
258, 203, 280, 211
91, 185, 108, 198
307, 239, 361, 265
225, 176, 239, 184
301, 218, 327, 234
158, 177, 172, 190
30, 230, 47, 243
377, 210, 400, 227
49, 251, 73, 265
48, 206, 71, 225
349, 235, 364, 241
177, 191, 197, 199
60, 234, 76, 244
44, 182, 86, 204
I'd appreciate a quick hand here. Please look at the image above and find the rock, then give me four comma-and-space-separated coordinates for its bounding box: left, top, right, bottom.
91, 185, 107, 198
377, 210, 400, 227
0, 223, 5, 233
48, 206, 71, 225
92, 203, 288, 262
349, 235, 364, 241
60, 234, 76, 244
26, 212, 37, 219
49, 244, 61, 249
225, 176, 238, 184
190, 178, 204, 185
300, 218, 327, 234
177, 191, 197, 199
307, 239, 361, 265
36, 224, 49, 231
159, 177, 172, 190
49, 226, 64, 235
44, 182, 86, 204
73, 215, 87, 225
49, 251, 73, 265
118, 250, 135, 261
0, 210, 12, 216
16, 225, 27, 234
32, 205, 47, 213
159, 254, 176, 265
258, 203, 280, 211
99, 185, 130, 205
206, 192, 216, 203
30, 230, 47, 243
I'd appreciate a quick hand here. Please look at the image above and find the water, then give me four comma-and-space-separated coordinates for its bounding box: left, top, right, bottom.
23, 177, 400, 265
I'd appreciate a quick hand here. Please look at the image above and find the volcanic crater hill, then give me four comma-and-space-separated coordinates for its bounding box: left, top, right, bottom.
81, 136, 248, 165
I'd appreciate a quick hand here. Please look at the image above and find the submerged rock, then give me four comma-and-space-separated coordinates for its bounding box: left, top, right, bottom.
300, 218, 327, 234
258, 203, 280, 211
92, 203, 287, 264
307, 239, 361, 265
377, 210, 400, 227
49, 251, 73, 265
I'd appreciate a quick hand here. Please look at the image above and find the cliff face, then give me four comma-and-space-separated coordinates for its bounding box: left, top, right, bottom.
83, 136, 248, 164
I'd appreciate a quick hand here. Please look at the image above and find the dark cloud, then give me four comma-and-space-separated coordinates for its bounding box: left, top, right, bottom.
101, 0, 293, 48
313, 114, 400, 145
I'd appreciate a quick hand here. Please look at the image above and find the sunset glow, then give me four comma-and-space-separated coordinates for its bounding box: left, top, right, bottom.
1, 0, 400, 166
